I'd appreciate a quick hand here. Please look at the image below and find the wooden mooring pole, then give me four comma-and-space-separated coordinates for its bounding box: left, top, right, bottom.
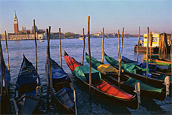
136, 26, 140, 62
46, 29, 50, 111
88, 16, 92, 104
48, 26, 53, 95
0, 38, 3, 95
82, 28, 85, 65
59, 28, 62, 68
102, 27, 104, 63
118, 30, 121, 84
171, 31, 172, 74
5, 31, 10, 73
120, 27, 124, 61
118, 28, 124, 86
33, 19, 38, 72
146, 27, 149, 81
0, 38, 7, 96
149, 33, 152, 59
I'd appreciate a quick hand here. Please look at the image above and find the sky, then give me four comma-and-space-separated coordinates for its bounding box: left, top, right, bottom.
0, 0, 171, 34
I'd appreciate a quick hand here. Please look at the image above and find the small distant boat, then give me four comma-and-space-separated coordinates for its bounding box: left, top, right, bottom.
40, 39, 44, 42
13, 55, 41, 114
78, 37, 84, 40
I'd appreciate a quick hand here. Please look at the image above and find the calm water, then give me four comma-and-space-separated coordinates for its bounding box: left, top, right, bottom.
1, 37, 172, 114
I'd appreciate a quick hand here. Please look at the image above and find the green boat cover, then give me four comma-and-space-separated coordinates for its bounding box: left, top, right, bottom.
72, 65, 101, 83
85, 54, 118, 74
124, 78, 162, 93
86, 55, 103, 69
123, 63, 147, 74
105, 54, 147, 74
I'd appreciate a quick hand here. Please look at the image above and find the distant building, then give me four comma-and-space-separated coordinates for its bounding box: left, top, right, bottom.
0, 11, 46, 40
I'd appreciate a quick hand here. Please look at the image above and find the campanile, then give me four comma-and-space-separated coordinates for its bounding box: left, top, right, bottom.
14, 11, 19, 34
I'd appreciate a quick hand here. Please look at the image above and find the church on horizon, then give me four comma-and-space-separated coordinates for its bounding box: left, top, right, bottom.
0, 12, 46, 40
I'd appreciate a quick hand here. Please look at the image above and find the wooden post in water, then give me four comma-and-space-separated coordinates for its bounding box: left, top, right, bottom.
0, 38, 3, 95
0, 38, 7, 96
136, 26, 140, 62
149, 33, 152, 59
118, 30, 121, 84
33, 19, 38, 72
171, 31, 172, 75
48, 26, 53, 95
120, 27, 124, 60
59, 28, 62, 68
102, 27, 104, 63
82, 28, 85, 65
146, 27, 149, 81
5, 31, 10, 73
88, 16, 92, 103
46, 29, 50, 110
118, 27, 124, 86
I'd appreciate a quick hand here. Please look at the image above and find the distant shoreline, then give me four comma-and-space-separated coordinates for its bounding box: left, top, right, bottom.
0, 37, 140, 41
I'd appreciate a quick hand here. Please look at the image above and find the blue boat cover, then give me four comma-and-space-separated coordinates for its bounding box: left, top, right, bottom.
140, 63, 158, 72
50, 59, 68, 80
55, 88, 74, 109
0, 64, 10, 87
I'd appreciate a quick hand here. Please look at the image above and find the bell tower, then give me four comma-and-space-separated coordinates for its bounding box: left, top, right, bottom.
14, 11, 19, 34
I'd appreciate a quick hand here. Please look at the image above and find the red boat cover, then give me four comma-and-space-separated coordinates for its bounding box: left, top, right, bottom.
97, 80, 133, 100
64, 54, 82, 71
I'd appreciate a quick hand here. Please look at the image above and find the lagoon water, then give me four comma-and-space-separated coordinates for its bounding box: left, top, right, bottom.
1, 37, 171, 114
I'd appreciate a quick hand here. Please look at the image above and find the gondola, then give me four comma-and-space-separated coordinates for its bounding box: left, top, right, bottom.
144, 58, 171, 66
122, 56, 171, 74
13, 55, 41, 114
122, 56, 172, 77
47, 58, 77, 114
0, 62, 11, 114
64, 51, 138, 109
104, 53, 171, 96
85, 53, 166, 100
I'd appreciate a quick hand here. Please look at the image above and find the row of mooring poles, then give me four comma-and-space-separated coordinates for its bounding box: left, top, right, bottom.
136, 26, 149, 81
